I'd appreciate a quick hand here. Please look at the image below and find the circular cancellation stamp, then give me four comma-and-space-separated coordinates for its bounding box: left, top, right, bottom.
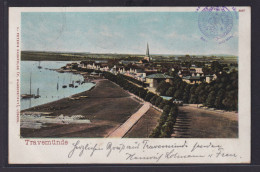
196, 6, 237, 44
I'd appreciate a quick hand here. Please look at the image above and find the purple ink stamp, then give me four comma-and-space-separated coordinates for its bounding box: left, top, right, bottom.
198, 7, 233, 40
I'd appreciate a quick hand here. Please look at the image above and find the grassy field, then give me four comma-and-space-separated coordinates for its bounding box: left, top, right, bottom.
124, 107, 162, 138
173, 105, 238, 138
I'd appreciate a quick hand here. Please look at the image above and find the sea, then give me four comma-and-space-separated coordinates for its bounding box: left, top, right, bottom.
20, 61, 95, 110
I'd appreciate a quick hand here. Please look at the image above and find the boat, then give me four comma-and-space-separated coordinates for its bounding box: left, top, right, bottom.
62, 78, 67, 88
75, 85, 78, 88
69, 80, 74, 88
38, 61, 42, 69
21, 72, 34, 99
21, 94, 34, 99
34, 88, 41, 98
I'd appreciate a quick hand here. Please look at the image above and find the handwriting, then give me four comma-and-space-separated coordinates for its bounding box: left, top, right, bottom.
66, 140, 240, 162
68, 140, 103, 158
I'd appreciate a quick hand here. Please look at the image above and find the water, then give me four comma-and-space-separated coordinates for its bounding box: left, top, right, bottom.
21, 61, 95, 110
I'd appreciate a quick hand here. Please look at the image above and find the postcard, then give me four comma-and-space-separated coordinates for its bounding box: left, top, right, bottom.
8, 7, 251, 164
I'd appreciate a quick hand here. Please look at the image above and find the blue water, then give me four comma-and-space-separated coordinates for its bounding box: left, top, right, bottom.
21, 61, 95, 110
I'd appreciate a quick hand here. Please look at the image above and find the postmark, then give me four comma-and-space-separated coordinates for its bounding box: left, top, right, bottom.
196, 6, 238, 43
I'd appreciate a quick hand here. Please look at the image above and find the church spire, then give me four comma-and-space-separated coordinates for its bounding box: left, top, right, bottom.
146, 43, 149, 57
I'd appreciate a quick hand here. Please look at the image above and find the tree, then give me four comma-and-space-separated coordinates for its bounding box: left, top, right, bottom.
202, 66, 212, 75
211, 61, 223, 73
214, 89, 225, 109
145, 92, 155, 102
205, 90, 216, 107
169, 106, 178, 118
166, 87, 175, 97
222, 89, 238, 111
150, 95, 158, 105
163, 105, 171, 114
173, 89, 183, 100
149, 126, 161, 138
183, 85, 191, 103
190, 85, 198, 94
189, 94, 198, 104
156, 81, 170, 96
158, 100, 167, 109
155, 97, 163, 107
159, 121, 173, 138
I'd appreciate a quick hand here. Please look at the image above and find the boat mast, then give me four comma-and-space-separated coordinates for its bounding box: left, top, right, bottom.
30, 72, 32, 95
57, 76, 59, 90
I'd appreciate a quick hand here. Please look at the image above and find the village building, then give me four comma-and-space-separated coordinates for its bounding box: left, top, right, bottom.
65, 63, 72, 69
78, 62, 86, 68
90, 71, 99, 76
205, 74, 217, 83
146, 73, 173, 88
172, 99, 183, 106
182, 76, 206, 84
119, 60, 137, 65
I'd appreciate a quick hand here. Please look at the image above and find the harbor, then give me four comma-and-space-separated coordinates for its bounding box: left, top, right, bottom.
20, 61, 95, 110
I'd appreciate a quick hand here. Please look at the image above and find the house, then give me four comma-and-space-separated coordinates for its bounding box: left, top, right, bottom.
95, 60, 108, 64
205, 74, 217, 83
65, 63, 72, 69
182, 76, 206, 84
194, 67, 203, 74
172, 99, 183, 106
90, 71, 101, 77
139, 59, 149, 64
78, 62, 86, 68
119, 60, 136, 65
145, 73, 173, 88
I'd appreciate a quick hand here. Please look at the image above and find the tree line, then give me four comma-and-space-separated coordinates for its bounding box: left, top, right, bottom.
156, 71, 238, 111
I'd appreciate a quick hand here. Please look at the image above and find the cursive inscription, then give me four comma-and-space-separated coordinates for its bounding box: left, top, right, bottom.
68, 140, 103, 158
67, 140, 239, 162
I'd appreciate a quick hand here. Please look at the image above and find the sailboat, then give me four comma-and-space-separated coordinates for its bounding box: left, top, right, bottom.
34, 88, 40, 98
21, 72, 34, 99
69, 80, 74, 88
69, 74, 74, 87
57, 76, 59, 90
62, 78, 67, 88
38, 61, 42, 69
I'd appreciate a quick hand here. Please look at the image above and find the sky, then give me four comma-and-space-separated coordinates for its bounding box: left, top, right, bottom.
21, 12, 238, 55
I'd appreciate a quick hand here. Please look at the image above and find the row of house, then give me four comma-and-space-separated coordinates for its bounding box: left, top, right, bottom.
177, 65, 217, 84
66, 60, 218, 88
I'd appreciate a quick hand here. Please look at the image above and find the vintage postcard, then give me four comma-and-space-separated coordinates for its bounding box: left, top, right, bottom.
8, 7, 250, 164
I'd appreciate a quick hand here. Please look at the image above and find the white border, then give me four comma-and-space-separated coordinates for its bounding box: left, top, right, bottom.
8, 7, 251, 164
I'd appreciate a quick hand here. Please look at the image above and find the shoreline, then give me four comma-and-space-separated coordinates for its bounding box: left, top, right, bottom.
21, 83, 96, 113
20, 79, 143, 138
21, 63, 97, 112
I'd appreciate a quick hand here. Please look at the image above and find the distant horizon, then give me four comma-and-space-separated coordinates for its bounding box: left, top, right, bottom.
21, 50, 237, 57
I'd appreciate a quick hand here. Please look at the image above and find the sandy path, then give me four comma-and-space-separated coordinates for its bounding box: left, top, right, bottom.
107, 102, 150, 138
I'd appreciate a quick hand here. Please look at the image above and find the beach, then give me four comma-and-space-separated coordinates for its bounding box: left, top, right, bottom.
20, 79, 143, 138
